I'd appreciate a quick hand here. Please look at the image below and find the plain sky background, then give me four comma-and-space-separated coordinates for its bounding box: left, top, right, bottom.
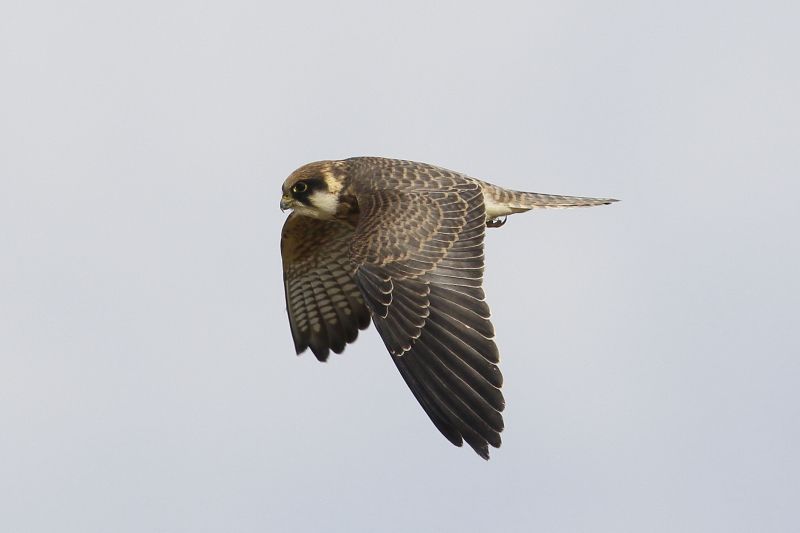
2, 1, 798, 532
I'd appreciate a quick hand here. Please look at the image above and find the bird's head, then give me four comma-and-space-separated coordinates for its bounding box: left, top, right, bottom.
280, 160, 346, 219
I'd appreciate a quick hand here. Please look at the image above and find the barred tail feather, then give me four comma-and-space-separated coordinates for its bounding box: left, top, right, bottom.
482, 183, 618, 218
511, 191, 618, 209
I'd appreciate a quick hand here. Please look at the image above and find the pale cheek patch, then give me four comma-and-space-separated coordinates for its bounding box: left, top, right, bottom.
309, 191, 340, 217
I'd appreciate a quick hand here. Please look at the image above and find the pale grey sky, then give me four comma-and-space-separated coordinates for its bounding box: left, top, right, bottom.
2, 1, 798, 532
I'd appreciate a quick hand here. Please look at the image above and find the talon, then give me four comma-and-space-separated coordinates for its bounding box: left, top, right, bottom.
487, 216, 507, 228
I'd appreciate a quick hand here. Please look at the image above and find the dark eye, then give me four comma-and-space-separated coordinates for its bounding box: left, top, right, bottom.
292, 182, 308, 194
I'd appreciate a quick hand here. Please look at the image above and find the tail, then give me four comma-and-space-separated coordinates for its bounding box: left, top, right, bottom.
483, 183, 618, 217
510, 191, 618, 209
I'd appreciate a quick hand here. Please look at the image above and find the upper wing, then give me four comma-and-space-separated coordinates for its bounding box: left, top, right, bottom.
281, 212, 371, 361
349, 171, 505, 459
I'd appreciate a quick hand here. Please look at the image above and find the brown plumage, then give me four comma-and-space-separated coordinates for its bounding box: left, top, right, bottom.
279, 157, 617, 459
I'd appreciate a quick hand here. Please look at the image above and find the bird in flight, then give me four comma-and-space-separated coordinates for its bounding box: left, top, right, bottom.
279, 157, 616, 459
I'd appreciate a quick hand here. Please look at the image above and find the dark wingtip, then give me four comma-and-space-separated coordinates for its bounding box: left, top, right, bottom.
474, 444, 491, 460
358, 312, 372, 329
310, 344, 330, 362
294, 341, 308, 356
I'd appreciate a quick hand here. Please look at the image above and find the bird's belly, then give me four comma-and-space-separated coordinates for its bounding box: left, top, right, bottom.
484, 196, 513, 219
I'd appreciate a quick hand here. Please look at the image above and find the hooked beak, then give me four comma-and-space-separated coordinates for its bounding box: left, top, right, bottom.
280, 195, 293, 212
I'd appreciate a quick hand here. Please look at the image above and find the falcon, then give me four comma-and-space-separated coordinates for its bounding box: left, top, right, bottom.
279, 157, 616, 459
